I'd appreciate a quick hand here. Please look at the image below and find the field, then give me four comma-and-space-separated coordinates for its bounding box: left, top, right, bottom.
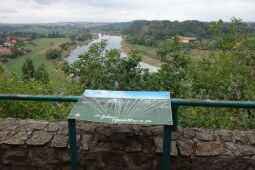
23, 38, 69, 51
22, 29, 75, 36
121, 38, 214, 67
7, 38, 71, 87
121, 40, 162, 67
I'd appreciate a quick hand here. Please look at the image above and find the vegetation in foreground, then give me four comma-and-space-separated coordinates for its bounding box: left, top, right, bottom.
0, 19, 254, 130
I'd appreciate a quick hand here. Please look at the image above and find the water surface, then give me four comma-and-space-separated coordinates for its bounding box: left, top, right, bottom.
66, 34, 159, 72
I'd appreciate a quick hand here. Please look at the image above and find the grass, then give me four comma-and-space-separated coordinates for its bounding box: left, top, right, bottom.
187, 49, 212, 59
7, 38, 71, 87
24, 38, 68, 51
23, 29, 75, 36
121, 38, 214, 66
121, 40, 162, 67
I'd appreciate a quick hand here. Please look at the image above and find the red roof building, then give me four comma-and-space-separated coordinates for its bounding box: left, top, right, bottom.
0, 48, 11, 54
177, 36, 197, 43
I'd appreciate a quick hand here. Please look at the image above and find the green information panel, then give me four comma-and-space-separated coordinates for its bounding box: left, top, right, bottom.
68, 90, 173, 125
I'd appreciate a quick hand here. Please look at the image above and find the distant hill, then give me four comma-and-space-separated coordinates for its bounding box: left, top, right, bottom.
91, 22, 132, 32
121, 20, 255, 46
123, 20, 211, 38
0, 22, 108, 31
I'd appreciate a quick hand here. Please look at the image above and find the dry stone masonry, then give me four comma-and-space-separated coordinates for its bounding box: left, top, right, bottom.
0, 118, 254, 170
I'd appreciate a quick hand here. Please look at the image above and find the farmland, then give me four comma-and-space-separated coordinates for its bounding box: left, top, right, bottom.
7, 38, 70, 86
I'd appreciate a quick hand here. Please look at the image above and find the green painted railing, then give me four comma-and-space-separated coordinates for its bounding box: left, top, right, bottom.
1, 93, 255, 170
1, 94, 255, 108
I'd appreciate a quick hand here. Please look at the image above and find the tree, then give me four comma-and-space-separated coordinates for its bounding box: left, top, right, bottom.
35, 64, 49, 84
0, 68, 73, 121
22, 58, 35, 80
76, 31, 92, 41
190, 18, 255, 101
10, 47, 24, 58
46, 48, 62, 59
155, 37, 191, 95
62, 40, 151, 90
22, 59, 49, 83
69, 33, 77, 41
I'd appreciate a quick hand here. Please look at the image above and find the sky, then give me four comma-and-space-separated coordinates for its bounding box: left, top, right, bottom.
0, 0, 254, 23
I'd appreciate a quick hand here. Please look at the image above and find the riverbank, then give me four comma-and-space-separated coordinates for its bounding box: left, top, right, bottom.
121, 38, 162, 67
62, 34, 98, 58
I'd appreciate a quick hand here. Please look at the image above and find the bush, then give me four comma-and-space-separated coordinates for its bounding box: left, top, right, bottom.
0, 69, 73, 121
46, 48, 62, 59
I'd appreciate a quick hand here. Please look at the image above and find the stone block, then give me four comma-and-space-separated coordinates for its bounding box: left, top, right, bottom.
2, 148, 28, 166
153, 136, 163, 153
17, 120, 48, 132
81, 134, 92, 150
177, 140, 194, 156
0, 131, 9, 144
217, 130, 233, 142
183, 128, 197, 139
170, 141, 178, 156
152, 136, 177, 156
140, 127, 152, 136
47, 122, 63, 132
27, 131, 53, 145
126, 138, 142, 152
77, 123, 97, 134
3, 131, 27, 145
233, 130, 246, 143
142, 138, 156, 153
195, 141, 225, 156
50, 134, 68, 148
151, 126, 163, 135
197, 129, 214, 141
28, 147, 59, 164
246, 131, 255, 144
0, 118, 18, 131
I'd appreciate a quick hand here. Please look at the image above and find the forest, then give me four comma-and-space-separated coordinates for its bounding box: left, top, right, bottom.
122, 20, 255, 47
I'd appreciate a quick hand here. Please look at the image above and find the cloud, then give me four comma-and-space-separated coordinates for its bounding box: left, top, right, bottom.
0, 0, 254, 23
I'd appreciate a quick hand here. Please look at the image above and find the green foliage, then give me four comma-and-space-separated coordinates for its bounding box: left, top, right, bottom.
22, 59, 49, 83
0, 69, 73, 121
123, 20, 212, 46
190, 18, 255, 100
48, 31, 65, 38
22, 58, 35, 80
180, 107, 255, 130
63, 40, 151, 90
46, 48, 62, 59
210, 18, 246, 51
76, 31, 92, 41
69, 33, 77, 41
154, 37, 191, 95
35, 64, 50, 84
180, 18, 255, 129
10, 46, 25, 58
1, 19, 254, 130
59, 41, 76, 50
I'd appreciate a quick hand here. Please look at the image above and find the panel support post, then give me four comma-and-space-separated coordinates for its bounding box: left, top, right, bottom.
68, 119, 78, 170
172, 105, 179, 131
162, 125, 172, 170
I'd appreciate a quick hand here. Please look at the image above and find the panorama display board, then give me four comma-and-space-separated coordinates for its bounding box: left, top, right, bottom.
68, 90, 173, 125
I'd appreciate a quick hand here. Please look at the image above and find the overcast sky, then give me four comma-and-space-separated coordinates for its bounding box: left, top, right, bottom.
0, 0, 254, 23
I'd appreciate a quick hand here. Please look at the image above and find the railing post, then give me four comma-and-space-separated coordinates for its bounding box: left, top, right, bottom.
68, 119, 78, 170
162, 125, 172, 170
172, 105, 179, 131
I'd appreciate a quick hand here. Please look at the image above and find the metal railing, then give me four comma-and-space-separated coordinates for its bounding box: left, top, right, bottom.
1, 94, 255, 170
1, 94, 255, 108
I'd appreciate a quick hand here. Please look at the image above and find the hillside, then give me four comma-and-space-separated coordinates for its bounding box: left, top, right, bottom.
122, 20, 255, 46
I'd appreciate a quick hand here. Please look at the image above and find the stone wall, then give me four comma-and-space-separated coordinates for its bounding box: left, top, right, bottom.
0, 118, 254, 170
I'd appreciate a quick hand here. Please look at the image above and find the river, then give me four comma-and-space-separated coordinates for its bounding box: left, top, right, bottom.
65, 33, 159, 72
